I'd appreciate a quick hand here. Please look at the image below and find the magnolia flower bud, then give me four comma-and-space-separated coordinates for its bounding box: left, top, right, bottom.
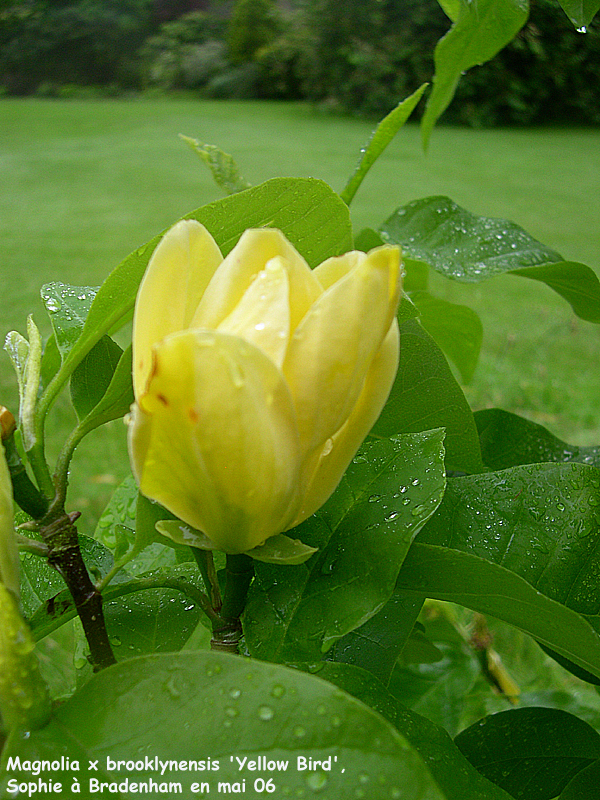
128, 221, 401, 554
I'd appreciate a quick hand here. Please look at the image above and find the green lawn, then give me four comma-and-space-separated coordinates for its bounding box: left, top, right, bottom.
2, 97, 600, 532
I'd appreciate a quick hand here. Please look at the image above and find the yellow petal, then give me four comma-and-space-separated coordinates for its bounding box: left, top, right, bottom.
283, 245, 401, 455
312, 250, 367, 290
133, 220, 223, 398
217, 256, 290, 369
128, 330, 301, 553
290, 320, 400, 527
191, 228, 321, 332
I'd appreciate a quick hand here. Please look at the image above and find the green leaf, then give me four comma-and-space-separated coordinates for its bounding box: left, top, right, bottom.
389, 615, 481, 736
102, 588, 201, 658
370, 319, 485, 474
421, 0, 529, 146
380, 196, 600, 323
70, 335, 123, 420
329, 590, 425, 684
454, 707, 600, 800
1, 652, 447, 800
295, 661, 513, 800
180, 134, 252, 195
75, 343, 134, 433
396, 543, 600, 680
556, 0, 600, 28
559, 759, 600, 799
437, 0, 462, 21
40, 283, 98, 358
40, 178, 353, 413
244, 430, 447, 663
475, 409, 600, 470
40, 332, 61, 393
340, 83, 428, 205
409, 290, 483, 383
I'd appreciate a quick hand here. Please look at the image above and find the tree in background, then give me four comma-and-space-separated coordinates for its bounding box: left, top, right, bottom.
226, 0, 278, 64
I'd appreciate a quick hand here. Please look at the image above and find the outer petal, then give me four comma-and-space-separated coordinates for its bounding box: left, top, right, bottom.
289, 320, 400, 527
133, 220, 223, 398
312, 250, 367, 290
191, 228, 322, 333
217, 256, 290, 369
283, 245, 401, 455
128, 330, 301, 553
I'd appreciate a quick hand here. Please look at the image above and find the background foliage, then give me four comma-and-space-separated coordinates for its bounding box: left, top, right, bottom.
1, 0, 600, 123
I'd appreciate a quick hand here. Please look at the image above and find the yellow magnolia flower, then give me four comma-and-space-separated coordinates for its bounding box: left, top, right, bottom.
128, 221, 401, 554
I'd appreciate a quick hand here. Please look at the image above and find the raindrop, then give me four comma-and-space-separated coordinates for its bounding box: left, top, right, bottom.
45, 297, 61, 313
229, 688, 241, 699
306, 772, 328, 792
271, 684, 285, 698
224, 706, 239, 718
258, 705, 274, 721
293, 725, 307, 738
577, 25, 587, 32
368, 494, 382, 503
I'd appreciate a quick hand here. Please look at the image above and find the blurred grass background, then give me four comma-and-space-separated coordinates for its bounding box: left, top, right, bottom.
2, 97, 600, 533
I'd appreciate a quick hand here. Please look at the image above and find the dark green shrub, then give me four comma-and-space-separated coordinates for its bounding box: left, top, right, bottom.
226, 0, 278, 64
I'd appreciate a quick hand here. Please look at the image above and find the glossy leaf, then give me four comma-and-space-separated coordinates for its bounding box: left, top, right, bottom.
40, 283, 99, 358
244, 430, 447, 663
455, 707, 600, 800
3, 331, 29, 407
380, 196, 600, 323
475, 409, 600, 470
397, 542, 600, 679
559, 759, 600, 799
557, 0, 600, 28
437, 0, 462, 20
0, 651, 446, 800
370, 319, 485, 474
102, 588, 200, 658
329, 590, 425, 685
341, 83, 428, 205
409, 290, 483, 383
421, 0, 529, 146
39, 178, 353, 412
75, 343, 134, 432
295, 661, 512, 800
180, 134, 252, 195
70, 335, 123, 420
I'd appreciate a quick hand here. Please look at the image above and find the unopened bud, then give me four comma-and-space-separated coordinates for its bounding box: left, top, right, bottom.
0, 406, 16, 441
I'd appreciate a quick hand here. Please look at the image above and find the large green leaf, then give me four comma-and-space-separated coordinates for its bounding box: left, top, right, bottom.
295, 662, 513, 800
421, 0, 529, 146
1, 652, 446, 800
74, 343, 134, 434
557, 0, 600, 28
395, 462, 600, 677
475, 409, 600, 470
340, 83, 428, 205
409, 290, 483, 383
454, 707, 600, 800
244, 430, 447, 663
380, 196, 600, 323
416, 465, 600, 620
39, 178, 353, 411
396, 543, 600, 679
370, 319, 485, 474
